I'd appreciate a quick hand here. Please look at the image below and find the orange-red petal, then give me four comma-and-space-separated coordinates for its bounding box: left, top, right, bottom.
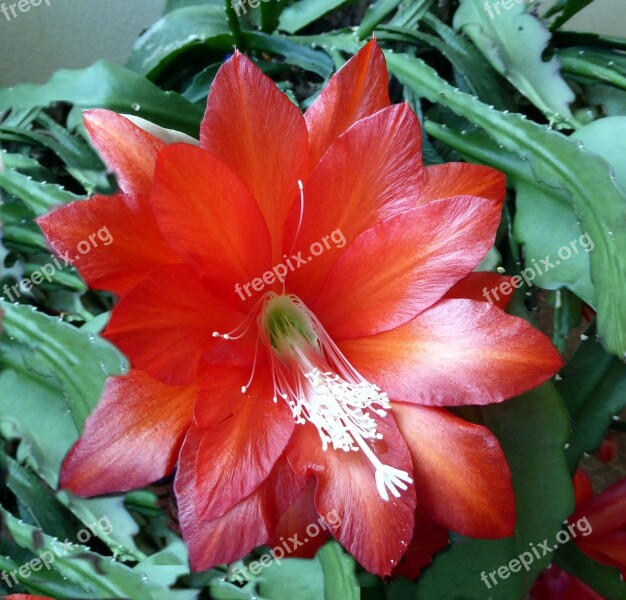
270, 478, 329, 559
340, 299, 563, 406
392, 507, 449, 580
200, 51, 309, 261
104, 264, 248, 385
83, 109, 188, 194
37, 193, 181, 297
443, 271, 515, 310
176, 424, 306, 571
150, 144, 272, 303
192, 366, 295, 521
312, 196, 502, 339
305, 39, 389, 165
392, 402, 515, 538
285, 103, 423, 302
60, 370, 196, 496
286, 417, 416, 577
417, 162, 506, 206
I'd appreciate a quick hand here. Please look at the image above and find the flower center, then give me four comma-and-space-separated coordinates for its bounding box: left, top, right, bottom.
216, 293, 412, 501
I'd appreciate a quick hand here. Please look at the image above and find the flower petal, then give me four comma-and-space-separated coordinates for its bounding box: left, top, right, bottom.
200, 51, 309, 260
443, 271, 515, 310
286, 103, 423, 302
392, 402, 515, 537
313, 196, 502, 338
104, 264, 249, 385
176, 423, 306, 571
392, 507, 449, 580
417, 163, 505, 206
578, 532, 626, 572
192, 366, 295, 521
150, 143, 273, 302
83, 109, 195, 194
305, 39, 389, 165
531, 564, 605, 600
572, 477, 626, 538
270, 478, 329, 558
286, 417, 416, 577
60, 370, 196, 496
37, 193, 181, 296
340, 299, 563, 406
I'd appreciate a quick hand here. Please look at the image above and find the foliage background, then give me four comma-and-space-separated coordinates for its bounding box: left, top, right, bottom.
1, 0, 626, 598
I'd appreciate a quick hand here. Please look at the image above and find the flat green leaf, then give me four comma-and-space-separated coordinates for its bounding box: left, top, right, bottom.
423, 12, 513, 108
0, 507, 190, 600
243, 31, 334, 78
383, 19, 510, 109
0, 61, 203, 137
259, 0, 286, 32
0, 172, 80, 217
0, 167, 81, 216
257, 558, 325, 600
559, 47, 626, 91
549, 0, 595, 30
135, 540, 190, 587
513, 181, 596, 305
556, 326, 626, 471
357, 0, 401, 39
0, 149, 49, 178
0, 301, 127, 429
453, 0, 576, 126
0, 356, 77, 487
386, 50, 626, 358
58, 494, 144, 561
389, 0, 433, 28
127, 6, 233, 79
0, 304, 141, 559
317, 541, 359, 600
0, 452, 76, 541
588, 85, 626, 116
165, 0, 223, 12
182, 62, 222, 103
571, 116, 626, 192
278, 0, 352, 34
552, 289, 583, 353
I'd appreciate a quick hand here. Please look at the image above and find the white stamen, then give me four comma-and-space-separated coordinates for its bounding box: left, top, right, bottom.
258, 293, 413, 501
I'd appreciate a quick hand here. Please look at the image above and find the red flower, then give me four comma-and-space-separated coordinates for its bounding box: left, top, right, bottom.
531, 471, 626, 599
572, 474, 626, 577
38, 41, 562, 576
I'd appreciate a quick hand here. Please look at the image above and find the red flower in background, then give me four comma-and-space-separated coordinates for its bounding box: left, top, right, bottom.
531, 470, 626, 600
38, 41, 562, 576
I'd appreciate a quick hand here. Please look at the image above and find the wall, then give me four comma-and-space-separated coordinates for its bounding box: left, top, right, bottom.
0, 0, 167, 87
0, 0, 623, 87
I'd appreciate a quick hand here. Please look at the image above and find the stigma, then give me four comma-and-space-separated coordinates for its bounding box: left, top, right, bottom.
214, 293, 412, 501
